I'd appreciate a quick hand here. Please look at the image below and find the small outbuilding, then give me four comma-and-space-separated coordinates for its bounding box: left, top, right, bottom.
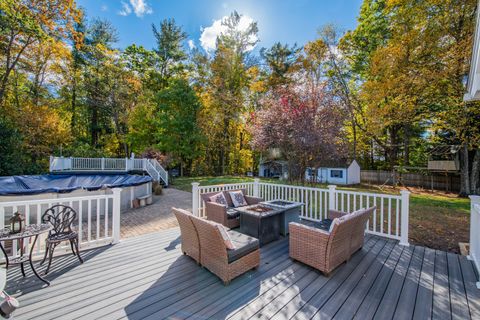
258, 160, 289, 179
305, 159, 361, 185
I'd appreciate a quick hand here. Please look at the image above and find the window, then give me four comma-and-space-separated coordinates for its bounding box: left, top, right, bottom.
330, 169, 343, 178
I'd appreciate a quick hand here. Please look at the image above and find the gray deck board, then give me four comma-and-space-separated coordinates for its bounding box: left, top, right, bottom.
371, 245, 414, 319
413, 247, 435, 320
313, 240, 395, 319
393, 246, 425, 319
292, 237, 381, 320
4, 228, 479, 320
447, 253, 470, 320
432, 250, 452, 320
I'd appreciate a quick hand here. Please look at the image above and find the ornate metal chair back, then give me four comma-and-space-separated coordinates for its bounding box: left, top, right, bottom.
42, 205, 77, 235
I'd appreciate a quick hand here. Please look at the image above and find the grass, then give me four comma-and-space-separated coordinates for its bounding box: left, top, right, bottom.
170, 175, 471, 253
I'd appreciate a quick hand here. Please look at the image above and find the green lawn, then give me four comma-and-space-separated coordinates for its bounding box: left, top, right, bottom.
170, 175, 471, 253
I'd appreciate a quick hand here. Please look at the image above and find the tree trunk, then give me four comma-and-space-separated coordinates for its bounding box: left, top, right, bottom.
460, 143, 470, 196
471, 149, 480, 195
403, 124, 410, 166
71, 78, 77, 132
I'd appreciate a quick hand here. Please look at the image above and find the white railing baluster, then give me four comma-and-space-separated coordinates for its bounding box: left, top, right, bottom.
96, 198, 100, 240
87, 200, 91, 242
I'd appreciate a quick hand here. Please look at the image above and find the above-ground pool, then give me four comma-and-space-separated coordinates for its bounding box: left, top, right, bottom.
0, 174, 152, 211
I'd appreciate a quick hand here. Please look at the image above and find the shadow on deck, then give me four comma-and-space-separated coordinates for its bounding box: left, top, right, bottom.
6, 228, 480, 320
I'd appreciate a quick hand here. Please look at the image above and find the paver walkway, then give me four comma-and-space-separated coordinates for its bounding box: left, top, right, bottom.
119, 188, 190, 238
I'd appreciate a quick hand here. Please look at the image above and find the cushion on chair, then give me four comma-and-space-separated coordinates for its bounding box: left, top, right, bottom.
226, 230, 259, 263
298, 219, 333, 232
229, 190, 248, 207
216, 224, 236, 249
226, 208, 240, 219
209, 192, 228, 205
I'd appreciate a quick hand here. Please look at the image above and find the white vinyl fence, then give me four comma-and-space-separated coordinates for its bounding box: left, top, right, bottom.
49, 156, 168, 186
192, 179, 410, 246
468, 195, 480, 288
0, 189, 121, 259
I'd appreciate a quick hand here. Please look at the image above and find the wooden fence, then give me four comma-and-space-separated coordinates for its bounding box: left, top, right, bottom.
361, 170, 461, 192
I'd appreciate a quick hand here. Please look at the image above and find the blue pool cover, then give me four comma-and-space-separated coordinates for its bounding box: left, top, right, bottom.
0, 174, 152, 195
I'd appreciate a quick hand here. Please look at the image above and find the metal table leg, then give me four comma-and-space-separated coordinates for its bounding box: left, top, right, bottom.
0, 242, 9, 269
28, 235, 50, 286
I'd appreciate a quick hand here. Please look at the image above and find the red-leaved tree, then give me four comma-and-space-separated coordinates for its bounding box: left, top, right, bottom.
249, 86, 346, 181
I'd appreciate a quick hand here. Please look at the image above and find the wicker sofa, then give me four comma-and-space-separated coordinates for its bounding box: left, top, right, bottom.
289, 206, 375, 275
172, 208, 201, 264
190, 214, 260, 285
200, 189, 263, 229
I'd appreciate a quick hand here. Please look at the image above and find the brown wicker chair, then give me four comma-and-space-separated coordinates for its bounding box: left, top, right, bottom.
289, 207, 375, 275
200, 189, 263, 229
190, 214, 260, 285
172, 208, 201, 264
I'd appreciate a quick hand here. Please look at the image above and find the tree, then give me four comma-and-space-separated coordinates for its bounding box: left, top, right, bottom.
205, 11, 259, 175
0, 0, 81, 105
82, 19, 119, 147
154, 79, 204, 175
260, 42, 300, 88
250, 86, 346, 181
152, 18, 188, 88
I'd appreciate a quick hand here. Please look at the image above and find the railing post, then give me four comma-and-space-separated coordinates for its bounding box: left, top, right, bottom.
192, 182, 200, 216
125, 157, 128, 172
101, 157, 105, 170
400, 190, 410, 246
468, 195, 480, 288
112, 188, 122, 244
49, 155, 53, 172
328, 185, 337, 211
253, 178, 260, 197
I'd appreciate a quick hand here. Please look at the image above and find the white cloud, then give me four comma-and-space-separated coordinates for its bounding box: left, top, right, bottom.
200, 14, 257, 52
118, 1, 131, 16
130, 0, 152, 17
101, 5, 108, 12
118, 0, 152, 17
188, 39, 196, 50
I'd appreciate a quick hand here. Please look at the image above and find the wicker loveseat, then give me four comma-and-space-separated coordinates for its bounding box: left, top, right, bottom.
172, 208, 201, 264
190, 214, 260, 285
200, 189, 263, 229
289, 206, 375, 275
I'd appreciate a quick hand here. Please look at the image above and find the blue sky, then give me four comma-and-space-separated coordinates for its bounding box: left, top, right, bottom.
77, 0, 363, 52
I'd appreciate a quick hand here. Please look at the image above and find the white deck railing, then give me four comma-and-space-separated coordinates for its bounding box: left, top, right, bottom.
468, 195, 480, 288
192, 179, 410, 246
0, 189, 121, 259
49, 156, 168, 186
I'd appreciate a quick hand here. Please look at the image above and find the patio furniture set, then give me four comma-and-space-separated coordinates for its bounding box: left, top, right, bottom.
174, 188, 376, 284
0, 205, 83, 287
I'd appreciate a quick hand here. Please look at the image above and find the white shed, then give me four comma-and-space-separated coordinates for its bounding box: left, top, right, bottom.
305, 160, 361, 185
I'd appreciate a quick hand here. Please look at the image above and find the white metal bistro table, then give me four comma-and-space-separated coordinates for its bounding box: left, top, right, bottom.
0, 224, 52, 286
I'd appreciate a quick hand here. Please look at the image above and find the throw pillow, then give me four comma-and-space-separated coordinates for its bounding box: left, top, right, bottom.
216, 224, 236, 249
229, 190, 248, 207
209, 192, 228, 206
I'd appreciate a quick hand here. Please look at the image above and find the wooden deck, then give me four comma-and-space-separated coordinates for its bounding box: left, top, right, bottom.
6, 228, 480, 320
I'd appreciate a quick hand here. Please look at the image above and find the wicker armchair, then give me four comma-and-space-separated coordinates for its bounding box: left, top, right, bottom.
200, 189, 263, 229
289, 207, 375, 275
172, 208, 201, 264
190, 215, 260, 285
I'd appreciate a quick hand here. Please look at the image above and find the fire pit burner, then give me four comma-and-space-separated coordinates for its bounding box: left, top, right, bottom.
248, 205, 274, 213
269, 200, 293, 207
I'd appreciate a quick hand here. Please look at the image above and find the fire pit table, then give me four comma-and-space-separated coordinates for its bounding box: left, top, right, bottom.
260, 200, 303, 235
236, 204, 284, 246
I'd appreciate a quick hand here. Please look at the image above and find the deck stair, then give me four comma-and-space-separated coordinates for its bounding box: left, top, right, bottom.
49, 156, 168, 186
